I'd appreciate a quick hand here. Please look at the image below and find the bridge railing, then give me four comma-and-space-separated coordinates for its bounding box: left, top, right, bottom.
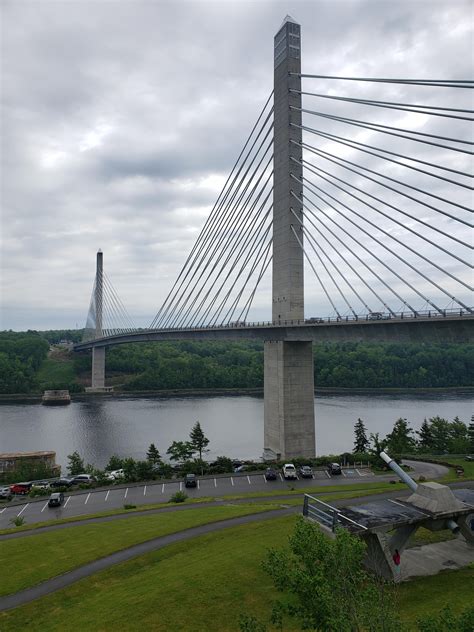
303, 493, 368, 534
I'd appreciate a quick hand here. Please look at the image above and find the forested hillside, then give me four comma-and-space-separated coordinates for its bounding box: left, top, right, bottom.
0, 331, 472, 393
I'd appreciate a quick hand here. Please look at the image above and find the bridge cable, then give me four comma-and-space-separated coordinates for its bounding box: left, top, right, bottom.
150, 92, 274, 328
290, 90, 474, 121
290, 74, 474, 88
294, 156, 473, 262
232, 239, 273, 325
290, 106, 474, 155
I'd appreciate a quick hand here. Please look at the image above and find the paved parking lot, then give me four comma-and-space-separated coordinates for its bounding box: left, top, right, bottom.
0, 467, 375, 528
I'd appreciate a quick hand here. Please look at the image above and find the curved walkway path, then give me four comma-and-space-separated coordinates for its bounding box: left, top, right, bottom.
0, 507, 295, 612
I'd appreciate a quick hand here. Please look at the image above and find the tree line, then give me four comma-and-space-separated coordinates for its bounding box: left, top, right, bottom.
0, 331, 473, 393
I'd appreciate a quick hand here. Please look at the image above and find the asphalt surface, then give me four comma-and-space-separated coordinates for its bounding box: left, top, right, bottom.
0, 460, 449, 529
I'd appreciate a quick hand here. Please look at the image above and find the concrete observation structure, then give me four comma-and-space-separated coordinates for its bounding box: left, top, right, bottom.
264, 16, 315, 461
303, 452, 474, 581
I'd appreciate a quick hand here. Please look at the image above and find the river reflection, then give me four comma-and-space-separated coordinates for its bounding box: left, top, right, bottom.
0, 392, 472, 468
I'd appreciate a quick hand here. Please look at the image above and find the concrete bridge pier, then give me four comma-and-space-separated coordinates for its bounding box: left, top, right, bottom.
91, 347, 106, 389
263, 17, 315, 460
86, 250, 110, 393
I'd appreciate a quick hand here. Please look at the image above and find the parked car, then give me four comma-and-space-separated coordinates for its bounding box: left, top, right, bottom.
70, 474, 96, 486
283, 464, 297, 480
327, 463, 342, 476
106, 469, 125, 481
305, 317, 324, 324
184, 473, 197, 488
368, 312, 383, 320
265, 467, 277, 481
0, 486, 12, 501
10, 482, 32, 495
299, 465, 313, 479
31, 481, 51, 490
234, 465, 247, 473
48, 492, 64, 507
50, 478, 74, 489
465, 456, 474, 462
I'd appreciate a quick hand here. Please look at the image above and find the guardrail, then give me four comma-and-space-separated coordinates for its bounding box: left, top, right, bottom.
83, 308, 473, 341
303, 493, 368, 533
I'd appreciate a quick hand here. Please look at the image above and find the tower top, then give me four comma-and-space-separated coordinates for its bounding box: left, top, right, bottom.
279, 14, 299, 29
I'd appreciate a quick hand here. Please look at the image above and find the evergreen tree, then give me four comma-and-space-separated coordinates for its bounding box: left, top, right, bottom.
417, 419, 433, 453
448, 417, 469, 454
469, 415, 474, 453
189, 421, 210, 461
353, 418, 369, 453
429, 416, 451, 454
369, 432, 388, 469
146, 443, 161, 465
385, 418, 416, 456
66, 451, 85, 476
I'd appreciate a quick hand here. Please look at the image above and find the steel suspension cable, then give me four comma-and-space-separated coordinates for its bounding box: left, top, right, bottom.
289, 208, 374, 314
293, 123, 472, 182
291, 190, 419, 314
294, 139, 472, 216
294, 183, 471, 312
291, 107, 474, 155
291, 73, 474, 88
151, 104, 274, 328
290, 225, 342, 318
159, 137, 273, 329
150, 93, 274, 328
290, 90, 474, 121
233, 239, 273, 325
295, 157, 472, 258
169, 156, 273, 329
103, 273, 136, 330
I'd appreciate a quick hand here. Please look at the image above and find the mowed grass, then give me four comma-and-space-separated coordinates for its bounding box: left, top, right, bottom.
0, 504, 278, 597
1, 513, 472, 632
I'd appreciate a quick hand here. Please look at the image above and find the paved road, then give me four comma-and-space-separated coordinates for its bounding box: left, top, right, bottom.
0, 460, 449, 529
0, 506, 295, 611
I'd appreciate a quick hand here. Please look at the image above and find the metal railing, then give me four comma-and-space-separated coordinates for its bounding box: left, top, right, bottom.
303, 493, 368, 533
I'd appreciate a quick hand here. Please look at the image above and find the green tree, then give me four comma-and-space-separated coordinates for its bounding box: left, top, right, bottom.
66, 451, 85, 476
353, 418, 369, 453
166, 440, 194, 463
417, 419, 433, 452
448, 416, 469, 454
146, 443, 161, 465
122, 457, 137, 482
261, 517, 399, 632
135, 460, 154, 481
385, 418, 416, 456
369, 432, 388, 469
106, 455, 124, 471
189, 421, 210, 462
429, 416, 451, 454
417, 604, 474, 632
468, 414, 474, 453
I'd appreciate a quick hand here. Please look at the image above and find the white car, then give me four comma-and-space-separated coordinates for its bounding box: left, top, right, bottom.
106, 469, 125, 481
283, 463, 297, 480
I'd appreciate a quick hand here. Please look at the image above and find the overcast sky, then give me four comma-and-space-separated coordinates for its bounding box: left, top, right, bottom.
1, 0, 472, 331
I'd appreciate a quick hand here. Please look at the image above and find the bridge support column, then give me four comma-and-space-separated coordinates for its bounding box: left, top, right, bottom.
264, 340, 315, 460
86, 250, 110, 393
91, 347, 105, 389
264, 16, 315, 460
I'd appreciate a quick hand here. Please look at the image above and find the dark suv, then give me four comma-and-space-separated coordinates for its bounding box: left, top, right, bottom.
184, 473, 197, 488
264, 467, 277, 481
299, 465, 313, 479
48, 492, 64, 507
327, 463, 342, 476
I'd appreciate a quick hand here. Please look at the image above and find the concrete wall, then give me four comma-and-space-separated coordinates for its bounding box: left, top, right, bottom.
91, 346, 105, 389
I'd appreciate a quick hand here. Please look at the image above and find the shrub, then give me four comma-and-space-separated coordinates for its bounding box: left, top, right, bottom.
10, 516, 25, 527
123, 504, 136, 510
170, 491, 188, 503
418, 475, 426, 482
29, 487, 49, 498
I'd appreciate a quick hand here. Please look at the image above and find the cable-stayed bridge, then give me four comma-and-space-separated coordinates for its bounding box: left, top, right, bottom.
74, 16, 473, 460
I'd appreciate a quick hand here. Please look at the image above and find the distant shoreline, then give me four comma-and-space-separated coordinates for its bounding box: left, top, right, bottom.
0, 385, 472, 404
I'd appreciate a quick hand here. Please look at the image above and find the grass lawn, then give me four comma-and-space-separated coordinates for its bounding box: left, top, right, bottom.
1, 513, 472, 632
0, 503, 278, 597
36, 354, 76, 388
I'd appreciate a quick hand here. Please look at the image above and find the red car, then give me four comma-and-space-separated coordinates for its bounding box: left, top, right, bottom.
10, 482, 32, 495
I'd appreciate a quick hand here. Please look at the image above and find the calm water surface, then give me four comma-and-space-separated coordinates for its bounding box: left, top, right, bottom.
0, 392, 472, 468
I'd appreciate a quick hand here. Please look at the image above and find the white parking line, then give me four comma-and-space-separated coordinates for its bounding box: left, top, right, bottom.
325, 471, 331, 479
64, 496, 71, 508
356, 468, 366, 477
84, 493, 90, 504
230, 477, 234, 486
161, 483, 165, 494
214, 478, 217, 488
143, 485, 147, 496
17, 503, 29, 517
296, 475, 299, 480
247, 475, 251, 485
263, 475, 267, 483
197, 480, 200, 489
179, 482, 182, 491
341, 470, 347, 477
41, 501, 48, 513
0, 507, 6, 514
279, 473, 283, 482
105, 490, 110, 501
124, 488, 128, 499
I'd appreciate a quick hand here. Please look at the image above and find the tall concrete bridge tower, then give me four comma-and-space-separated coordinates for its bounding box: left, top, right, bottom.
263, 16, 316, 460
91, 250, 106, 390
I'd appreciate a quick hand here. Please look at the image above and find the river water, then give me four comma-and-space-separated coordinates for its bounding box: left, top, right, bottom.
0, 392, 471, 468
